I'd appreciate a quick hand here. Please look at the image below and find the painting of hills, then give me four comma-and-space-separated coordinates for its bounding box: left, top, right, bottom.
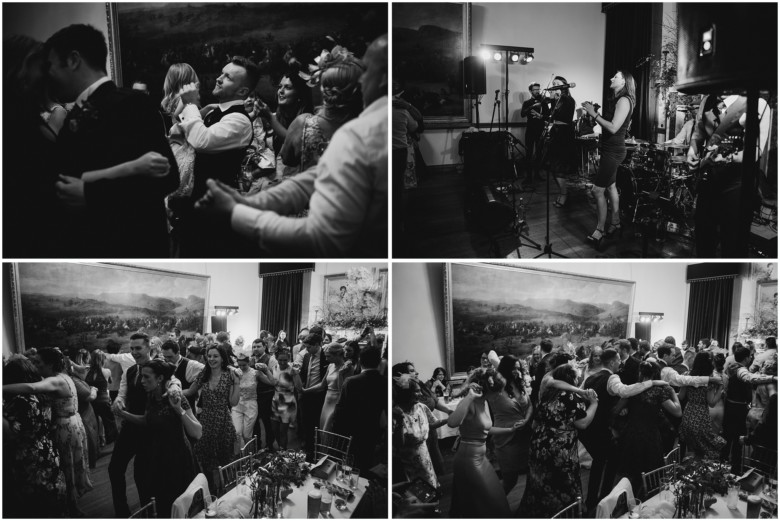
14, 264, 209, 352
447, 263, 634, 375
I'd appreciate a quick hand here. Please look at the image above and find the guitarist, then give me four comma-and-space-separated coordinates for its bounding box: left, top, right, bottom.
687, 94, 770, 257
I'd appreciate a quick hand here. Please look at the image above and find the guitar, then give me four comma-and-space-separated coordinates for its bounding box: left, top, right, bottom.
688, 135, 744, 185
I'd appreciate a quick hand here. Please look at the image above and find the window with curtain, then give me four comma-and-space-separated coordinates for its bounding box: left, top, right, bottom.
259, 268, 312, 338
686, 275, 736, 346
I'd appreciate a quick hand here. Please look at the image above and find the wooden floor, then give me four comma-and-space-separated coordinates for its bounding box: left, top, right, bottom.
79, 423, 302, 518
395, 164, 776, 259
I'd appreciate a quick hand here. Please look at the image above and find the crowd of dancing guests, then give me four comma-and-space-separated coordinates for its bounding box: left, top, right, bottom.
392, 336, 777, 518
5, 24, 388, 258
3, 326, 388, 518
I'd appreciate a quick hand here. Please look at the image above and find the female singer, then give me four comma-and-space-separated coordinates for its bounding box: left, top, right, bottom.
582, 70, 636, 248
544, 76, 577, 208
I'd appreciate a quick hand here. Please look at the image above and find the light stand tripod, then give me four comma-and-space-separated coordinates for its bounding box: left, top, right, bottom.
533, 92, 568, 259
489, 89, 500, 132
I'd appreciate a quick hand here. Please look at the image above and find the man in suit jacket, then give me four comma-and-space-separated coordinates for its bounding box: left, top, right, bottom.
45, 24, 179, 258
530, 339, 554, 406
299, 333, 328, 461
331, 347, 385, 472
617, 339, 641, 385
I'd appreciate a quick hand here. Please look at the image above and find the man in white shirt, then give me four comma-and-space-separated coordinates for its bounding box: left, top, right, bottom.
178, 55, 259, 255
195, 35, 389, 258
750, 337, 777, 373
654, 345, 720, 389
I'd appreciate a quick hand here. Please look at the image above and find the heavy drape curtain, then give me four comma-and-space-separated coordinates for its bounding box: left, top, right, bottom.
686, 275, 735, 346
260, 270, 308, 337
602, 3, 655, 140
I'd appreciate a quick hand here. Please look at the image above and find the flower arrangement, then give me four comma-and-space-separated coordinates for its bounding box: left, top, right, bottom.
245, 449, 310, 518
671, 458, 736, 518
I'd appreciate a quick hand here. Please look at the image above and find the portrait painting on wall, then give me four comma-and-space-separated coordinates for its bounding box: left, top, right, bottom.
10, 263, 210, 352
444, 263, 635, 377
756, 280, 778, 326
323, 267, 388, 331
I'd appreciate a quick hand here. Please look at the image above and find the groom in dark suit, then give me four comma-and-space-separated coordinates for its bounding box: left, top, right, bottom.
45, 24, 178, 258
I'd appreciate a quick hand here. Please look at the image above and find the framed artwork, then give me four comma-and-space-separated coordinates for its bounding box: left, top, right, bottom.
393, 2, 472, 128
756, 280, 778, 325
752, 263, 778, 283
444, 263, 635, 378
105, 3, 386, 104
323, 267, 388, 330
9, 263, 210, 352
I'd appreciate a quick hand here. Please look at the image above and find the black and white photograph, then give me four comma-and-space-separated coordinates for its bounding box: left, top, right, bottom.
394, 2, 777, 259
3, 2, 388, 259
2, 262, 388, 518
392, 261, 778, 518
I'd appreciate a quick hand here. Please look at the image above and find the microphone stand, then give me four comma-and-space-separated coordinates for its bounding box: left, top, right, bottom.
534, 91, 568, 258
489, 90, 500, 133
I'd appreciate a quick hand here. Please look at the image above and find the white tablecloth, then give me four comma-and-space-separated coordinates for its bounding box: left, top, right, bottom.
621, 492, 747, 519
433, 397, 462, 438
194, 473, 368, 519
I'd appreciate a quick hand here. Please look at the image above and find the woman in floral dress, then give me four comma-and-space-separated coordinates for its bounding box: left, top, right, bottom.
3, 347, 92, 517
3, 355, 67, 518
267, 349, 302, 450
184, 344, 239, 491
519, 365, 598, 518
680, 352, 727, 458
392, 374, 440, 490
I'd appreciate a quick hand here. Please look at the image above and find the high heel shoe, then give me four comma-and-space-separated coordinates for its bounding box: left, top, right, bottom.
553, 195, 568, 208
606, 220, 622, 238
586, 229, 604, 250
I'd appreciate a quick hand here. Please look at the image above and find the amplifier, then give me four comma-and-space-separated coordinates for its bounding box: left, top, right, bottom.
460, 131, 512, 184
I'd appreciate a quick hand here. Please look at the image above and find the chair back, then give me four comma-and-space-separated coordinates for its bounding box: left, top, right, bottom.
130, 497, 157, 518
641, 463, 675, 499
314, 428, 352, 465
171, 473, 211, 519
595, 478, 635, 518
241, 436, 258, 459
218, 454, 253, 495
664, 446, 680, 467
741, 439, 778, 479
552, 496, 582, 519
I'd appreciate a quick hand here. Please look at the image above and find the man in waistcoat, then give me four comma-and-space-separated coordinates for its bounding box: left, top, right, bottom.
161, 339, 203, 410
299, 333, 328, 461
177, 55, 258, 256
109, 333, 182, 517
251, 337, 277, 449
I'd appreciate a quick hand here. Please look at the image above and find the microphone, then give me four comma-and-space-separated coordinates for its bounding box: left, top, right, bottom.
546, 82, 576, 91
495, 89, 500, 94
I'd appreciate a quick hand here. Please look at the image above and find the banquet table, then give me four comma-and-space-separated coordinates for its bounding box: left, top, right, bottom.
194, 473, 369, 519
433, 397, 462, 438
619, 492, 748, 519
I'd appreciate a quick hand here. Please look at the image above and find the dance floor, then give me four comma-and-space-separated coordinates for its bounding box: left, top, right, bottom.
396, 165, 774, 259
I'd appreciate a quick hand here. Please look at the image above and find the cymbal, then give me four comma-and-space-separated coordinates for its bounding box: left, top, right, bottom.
662, 142, 689, 150
626, 138, 650, 145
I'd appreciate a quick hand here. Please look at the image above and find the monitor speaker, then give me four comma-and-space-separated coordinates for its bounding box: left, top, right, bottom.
464, 56, 486, 95
676, 3, 777, 93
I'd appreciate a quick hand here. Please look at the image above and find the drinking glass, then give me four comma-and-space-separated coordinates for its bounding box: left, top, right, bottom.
349, 467, 360, 490
727, 485, 740, 510
342, 455, 353, 484
237, 471, 248, 496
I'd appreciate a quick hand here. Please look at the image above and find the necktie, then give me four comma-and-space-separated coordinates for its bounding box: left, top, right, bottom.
134, 366, 141, 386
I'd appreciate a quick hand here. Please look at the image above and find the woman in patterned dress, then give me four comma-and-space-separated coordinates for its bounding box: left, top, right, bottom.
184, 344, 239, 492
519, 365, 598, 518
680, 352, 727, 458
392, 374, 441, 490
616, 360, 682, 492
4, 347, 92, 517
266, 349, 302, 449
3, 355, 67, 518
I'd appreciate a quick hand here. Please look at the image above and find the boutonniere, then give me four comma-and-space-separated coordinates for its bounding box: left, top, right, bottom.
68, 100, 101, 134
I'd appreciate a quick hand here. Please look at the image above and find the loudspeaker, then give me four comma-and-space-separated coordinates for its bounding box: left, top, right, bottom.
211, 316, 227, 334
676, 3, 777, 93
460, 131, 509, 184
464, 56, 486, 95
634, 322, 651, 342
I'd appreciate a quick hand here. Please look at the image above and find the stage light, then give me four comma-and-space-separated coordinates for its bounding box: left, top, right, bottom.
639, 312, 664, 323
480, 49, 491, 60
214, 305, 239, 317
493, 51, 503, 61
526, 53, 534, 62
510, 52, 520, 63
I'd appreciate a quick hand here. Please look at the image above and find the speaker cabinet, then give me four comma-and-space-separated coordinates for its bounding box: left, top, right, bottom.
464, 56, 486, 95
461, 131, 510, 184
211, 316, 227, 334
676, 3, 777, 93
634, 322, 651, 342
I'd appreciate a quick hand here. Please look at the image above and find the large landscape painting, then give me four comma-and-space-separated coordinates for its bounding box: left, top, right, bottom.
109, 3, 386, 107
11, 263, 209, 352
445, 263, 635, 376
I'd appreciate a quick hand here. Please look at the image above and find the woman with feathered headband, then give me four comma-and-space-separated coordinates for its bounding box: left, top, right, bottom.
279, 44, 366, 173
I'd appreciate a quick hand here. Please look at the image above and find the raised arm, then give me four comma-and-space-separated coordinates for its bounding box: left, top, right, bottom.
80, 152, 170, 183
447, 389, 476, 428
4, 376, 67, 397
